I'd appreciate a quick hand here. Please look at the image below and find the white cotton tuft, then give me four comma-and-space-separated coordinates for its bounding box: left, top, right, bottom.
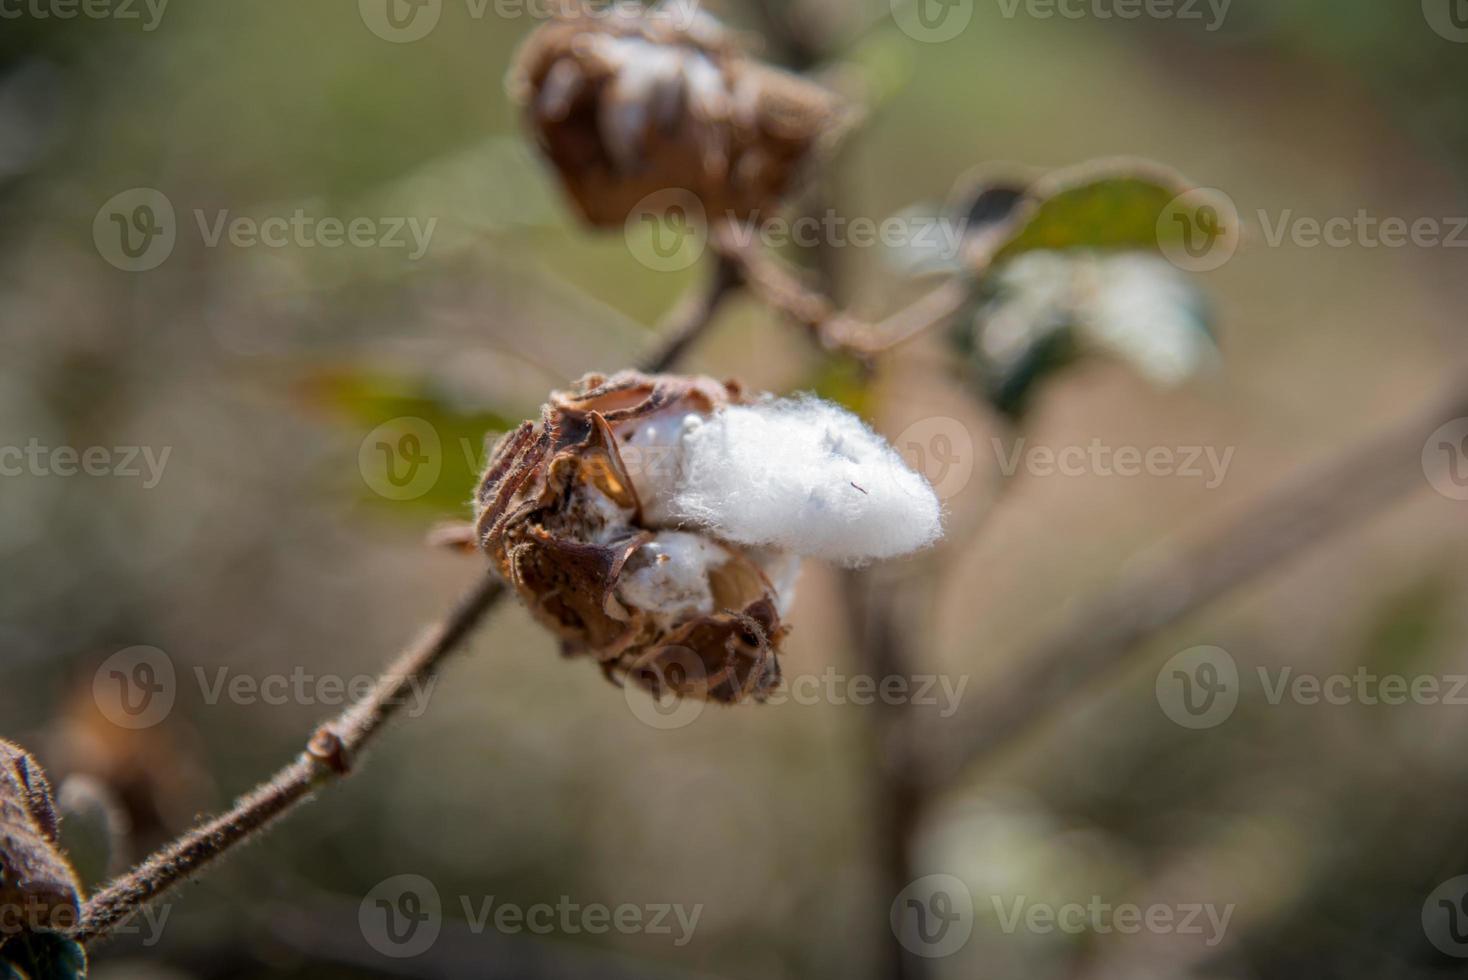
618, 407, 703, 527
669, 399, 944, 565
749, 547, 802, 616
616, 531, 726, 621
590, 35, 729, 176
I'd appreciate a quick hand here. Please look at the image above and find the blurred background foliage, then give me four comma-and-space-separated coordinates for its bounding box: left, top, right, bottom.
2, 1, 1468, 978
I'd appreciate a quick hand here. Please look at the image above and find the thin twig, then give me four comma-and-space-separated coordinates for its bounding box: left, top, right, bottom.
920, 376, 1468, 792
711, 227, 968, 356
713, 227, 833, 336
75, 575, 506, 945
75, 260, 740, 948
639, 255, 743, 373
829, 278, 970, 355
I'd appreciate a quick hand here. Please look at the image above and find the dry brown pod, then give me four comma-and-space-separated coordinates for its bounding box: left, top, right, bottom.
507, 3, 847, 228
474, 371, 794, 704
0, 739, 81, 936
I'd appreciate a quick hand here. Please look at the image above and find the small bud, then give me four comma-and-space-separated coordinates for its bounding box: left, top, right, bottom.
508, 4, 846, 228
306, 728, 351, 777
474, 372, 790, 704
0, 740, 82, 937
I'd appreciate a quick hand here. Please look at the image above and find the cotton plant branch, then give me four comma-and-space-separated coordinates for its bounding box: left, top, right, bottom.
638, 254, 744, 372
833, 411, 1022, 980
918, 376, 1468, 793
838, 564, 936, 980
710, 225, 969, 357
73, 268, 739, 949
757, 178, 949, 980
74, 574, 507, 945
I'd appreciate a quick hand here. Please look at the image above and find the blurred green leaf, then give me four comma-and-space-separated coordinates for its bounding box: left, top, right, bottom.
985, 160, 1211, 267
832, 31, 916, 114
300, 366, 522, 518
803, 356, 876, 420
1359, 574, 1453, 678
952, 252, 1216, 420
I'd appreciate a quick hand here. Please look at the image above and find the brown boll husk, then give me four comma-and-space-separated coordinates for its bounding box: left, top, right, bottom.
0, 740, 81, 936
474, 371, 788, 704
508, 6, 845, 228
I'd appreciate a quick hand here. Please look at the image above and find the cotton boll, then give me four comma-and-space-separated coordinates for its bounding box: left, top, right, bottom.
569, 480, 638, 546
477, 373, 788, 704
537, 58, 584, 122
617, 407, 701, 525
672, 400, 944, 564
749, 547, 802, 616
595, 38, 687, 172
512, 7, 845, 232
617, 531, 727, 621
668, 3, 727, 48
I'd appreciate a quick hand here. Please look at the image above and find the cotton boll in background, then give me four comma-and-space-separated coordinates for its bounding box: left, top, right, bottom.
671, 399, 944, 565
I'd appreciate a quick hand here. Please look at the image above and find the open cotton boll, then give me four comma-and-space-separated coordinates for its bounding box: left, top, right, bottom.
616, 531, 726, 622
477, 372, 794, 705
618, 406, 702, 527
671, 399, 943, 565
749, 547, 803, 616
593, 34, 736, 175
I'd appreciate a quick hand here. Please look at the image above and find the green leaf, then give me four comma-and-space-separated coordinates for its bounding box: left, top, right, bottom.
803, 356, 876, 421
1359, 574, 1453, 678
963, 159, 1235, 272
951, 252, 1216, 420
299, 366, 526, 518
836, 31, 917, 114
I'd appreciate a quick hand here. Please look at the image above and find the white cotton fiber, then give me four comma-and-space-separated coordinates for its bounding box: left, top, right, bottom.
618, 406, 702, 527
669, 399, 944, 565
749, 547, 803, 616
616, 531, 726, 621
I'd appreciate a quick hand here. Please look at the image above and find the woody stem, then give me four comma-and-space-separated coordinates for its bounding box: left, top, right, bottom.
75, 575, 506, 946
75, 259, 741, 948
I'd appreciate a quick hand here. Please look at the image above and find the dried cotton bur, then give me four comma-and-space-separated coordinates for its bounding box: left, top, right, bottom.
475, 372, 943, 705
0, 739, 86, 979
508, 2, 848, 228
